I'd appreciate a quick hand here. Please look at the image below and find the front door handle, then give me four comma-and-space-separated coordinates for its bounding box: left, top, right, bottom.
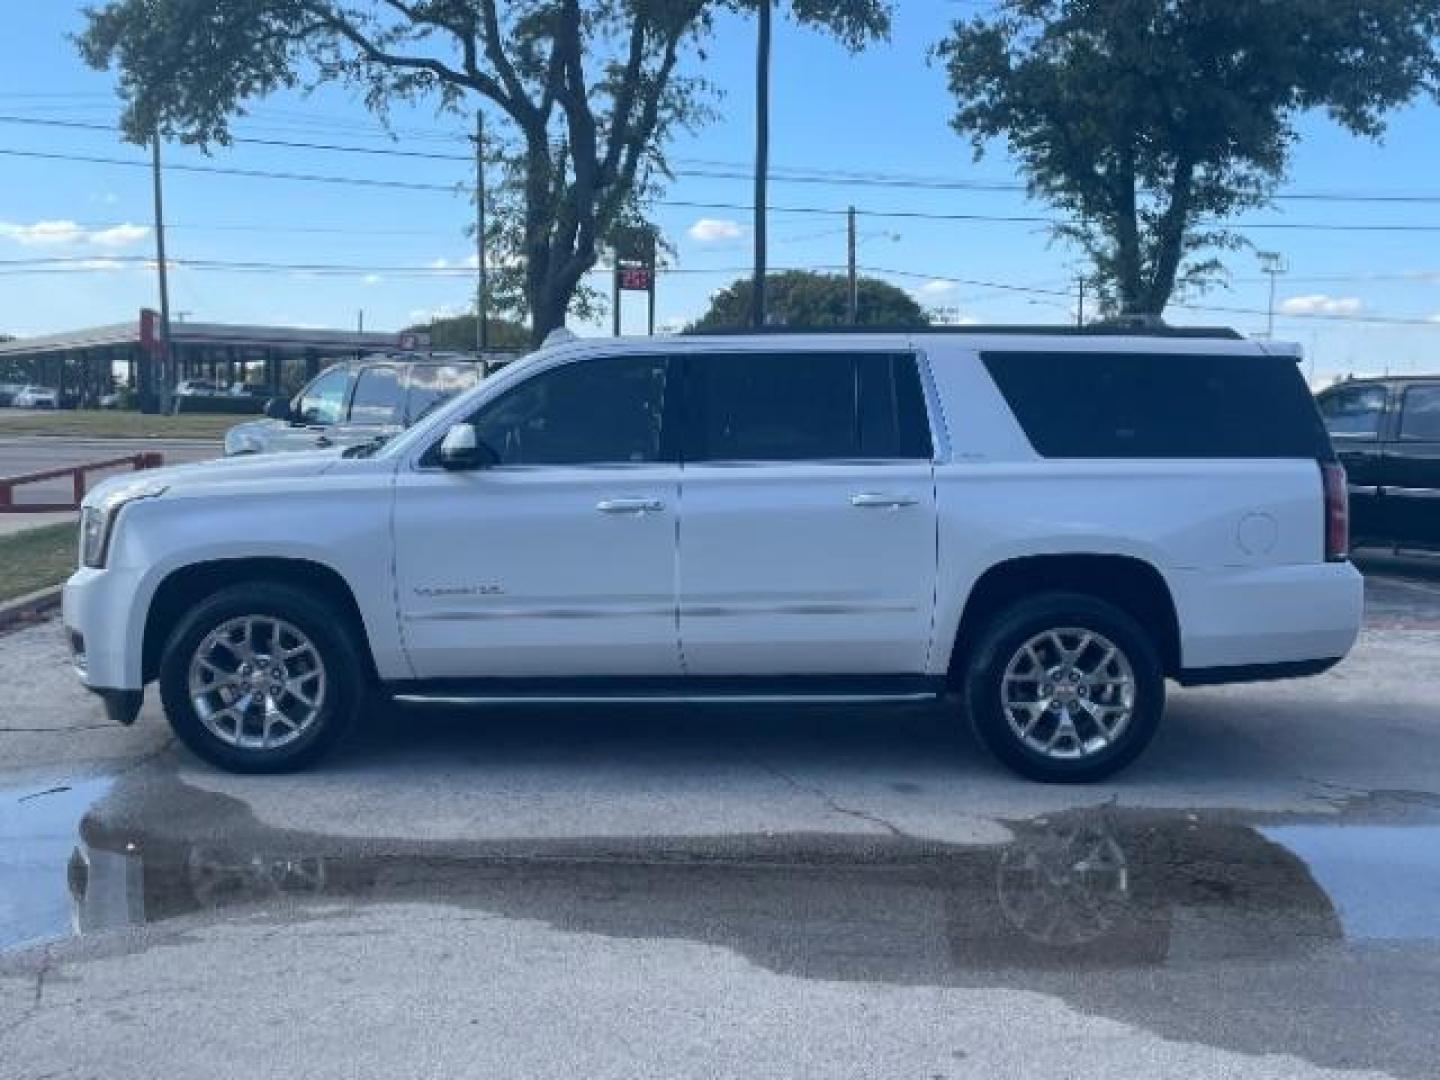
596, 498, 665, 515
850, 492, 918, 510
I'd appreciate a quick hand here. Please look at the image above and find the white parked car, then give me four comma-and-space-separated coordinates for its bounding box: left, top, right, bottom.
223, 356, 481, 456
12, 384, 60, 409
64, 328, 1362, 781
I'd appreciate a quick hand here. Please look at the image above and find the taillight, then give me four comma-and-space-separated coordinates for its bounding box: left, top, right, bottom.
1321, 461, 1348, 562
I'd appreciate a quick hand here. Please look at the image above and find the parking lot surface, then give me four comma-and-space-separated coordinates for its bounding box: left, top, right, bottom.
1, 563, 1438, 1078
0, 435, 219, 507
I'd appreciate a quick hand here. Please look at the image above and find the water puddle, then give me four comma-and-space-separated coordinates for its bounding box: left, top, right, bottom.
0, 778, 1432, 976
0, 776, 114, 953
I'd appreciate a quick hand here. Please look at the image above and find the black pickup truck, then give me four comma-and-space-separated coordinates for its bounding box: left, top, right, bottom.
1317, 376, 1440, 553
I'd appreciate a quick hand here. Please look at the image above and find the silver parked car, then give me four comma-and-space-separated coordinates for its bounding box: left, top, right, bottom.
12, 385, 61, 409
223, 355, 482, 456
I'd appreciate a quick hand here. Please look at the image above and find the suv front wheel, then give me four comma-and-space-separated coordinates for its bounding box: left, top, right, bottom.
962, 592, 1164, 783
158, 582, 364, 773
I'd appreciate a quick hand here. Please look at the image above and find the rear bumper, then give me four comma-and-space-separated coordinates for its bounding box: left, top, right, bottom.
1169, 561, 1364, 671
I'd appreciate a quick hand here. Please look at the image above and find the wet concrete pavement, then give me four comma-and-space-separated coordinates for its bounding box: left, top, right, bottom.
1, 563, 1438, 1078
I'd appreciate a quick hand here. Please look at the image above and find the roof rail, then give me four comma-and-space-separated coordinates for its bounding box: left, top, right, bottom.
685, 323, 1245, 340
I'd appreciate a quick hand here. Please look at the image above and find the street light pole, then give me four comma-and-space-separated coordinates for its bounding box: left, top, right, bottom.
847, 205, 858, 325
1258, 251, 1286, 339
752, 0, 771, 329
151, 133, 174, 414
475, 110, 488, 357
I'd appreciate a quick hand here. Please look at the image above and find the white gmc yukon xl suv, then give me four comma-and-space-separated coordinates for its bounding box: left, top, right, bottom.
63, 328, 1362, 782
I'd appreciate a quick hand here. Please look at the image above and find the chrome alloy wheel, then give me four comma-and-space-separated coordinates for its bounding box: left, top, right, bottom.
1001, 628, 1135, 760
187, 616, 327, 751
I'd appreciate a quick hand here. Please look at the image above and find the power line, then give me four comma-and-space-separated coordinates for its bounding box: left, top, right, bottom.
0, 147, 464, 193
11, 114, 1440, 207
862, 267, 1440, 327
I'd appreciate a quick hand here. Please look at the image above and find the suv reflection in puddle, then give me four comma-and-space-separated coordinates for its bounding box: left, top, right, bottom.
60, 806, 1363, 977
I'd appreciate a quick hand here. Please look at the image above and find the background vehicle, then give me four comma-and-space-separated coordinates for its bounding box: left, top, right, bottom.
224, 354, 482, 456
67, 328, 1361, 782
12, 384, 60, 409
0, 382, 23, 407
173, 378, 221, 398
1317, 375, 1440, 552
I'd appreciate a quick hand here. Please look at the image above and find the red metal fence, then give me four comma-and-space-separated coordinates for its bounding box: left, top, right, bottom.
0, 453, 164, 513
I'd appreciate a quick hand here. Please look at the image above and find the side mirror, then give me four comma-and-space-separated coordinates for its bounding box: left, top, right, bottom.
264, 397, 292, 421
439, 423, 498, 471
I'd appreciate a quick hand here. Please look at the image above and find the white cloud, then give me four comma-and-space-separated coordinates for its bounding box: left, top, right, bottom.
1279, 294, 1364, 316
89, 223, 150, 248
363, 273, 382, 286
0, 219, 87, 245
408, 304, 466, 324
429, 257, 452, 270
915, 279, 956, 297
77, 258, 127, 272
0, 219, 150, 249
687, 217, 744, 243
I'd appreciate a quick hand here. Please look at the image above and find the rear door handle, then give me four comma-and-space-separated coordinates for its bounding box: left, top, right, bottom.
850, 492, 918, 510
596, 498, 665, 515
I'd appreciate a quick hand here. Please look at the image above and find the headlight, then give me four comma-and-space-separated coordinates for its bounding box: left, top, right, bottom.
80, 482, 168, 569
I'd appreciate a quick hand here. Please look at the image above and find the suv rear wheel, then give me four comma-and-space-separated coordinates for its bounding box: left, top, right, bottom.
158, 582, 364, 773
962, 592, 1164, 783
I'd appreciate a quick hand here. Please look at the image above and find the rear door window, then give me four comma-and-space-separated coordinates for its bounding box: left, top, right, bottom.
1319, 385, 1388, 438
982, 351, 1332, 459
1398, 385, 1440, 441
685, 352, 932, 462
347, 366, 404, 425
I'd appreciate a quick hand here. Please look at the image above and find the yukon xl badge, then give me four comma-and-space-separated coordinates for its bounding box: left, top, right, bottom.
413, 584, 505, 598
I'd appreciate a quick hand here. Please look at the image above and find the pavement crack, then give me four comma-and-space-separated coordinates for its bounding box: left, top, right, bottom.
33, 948, 52, 1008
17, 785, 71, 803
0, 725, 116, 734
737, 745, 910, 839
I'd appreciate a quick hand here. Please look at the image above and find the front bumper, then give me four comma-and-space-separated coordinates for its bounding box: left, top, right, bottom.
63, 566, 149, 691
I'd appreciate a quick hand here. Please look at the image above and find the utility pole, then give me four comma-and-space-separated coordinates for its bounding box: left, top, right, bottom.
151, 133, 174, 415
475, 110, 488, 357
357, 310, 364, 333
1076, 276, 1086, 327
847, 206, 858, 325
1258, 251, 1286, 339
752, 0, 771, 329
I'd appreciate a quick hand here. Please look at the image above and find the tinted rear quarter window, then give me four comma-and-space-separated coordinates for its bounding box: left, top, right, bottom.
1399, 385, 1440, 441
982, 351, 1331, 459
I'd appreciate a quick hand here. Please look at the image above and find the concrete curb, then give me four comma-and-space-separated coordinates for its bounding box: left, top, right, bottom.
0, 585, 62, 635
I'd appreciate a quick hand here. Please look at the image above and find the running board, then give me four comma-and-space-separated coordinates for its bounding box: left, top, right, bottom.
393, 691, 941, 706
385, 674, 945, 707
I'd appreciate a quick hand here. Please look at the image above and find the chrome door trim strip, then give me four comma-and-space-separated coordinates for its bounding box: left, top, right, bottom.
1385, 486, 1440, 499
405, 602, 916, 622
405, 606, 674, 622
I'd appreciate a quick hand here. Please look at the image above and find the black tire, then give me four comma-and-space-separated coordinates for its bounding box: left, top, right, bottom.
159, 582, 365, 773
962, 592, 1165, 783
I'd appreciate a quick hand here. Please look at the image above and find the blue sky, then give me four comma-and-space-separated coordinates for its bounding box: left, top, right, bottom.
3, 2, 1440, 383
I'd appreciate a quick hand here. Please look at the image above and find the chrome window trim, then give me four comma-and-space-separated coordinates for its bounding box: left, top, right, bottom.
406, 344, 942, 474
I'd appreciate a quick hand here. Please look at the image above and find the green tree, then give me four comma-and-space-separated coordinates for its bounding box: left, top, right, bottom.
937, 0, 1440, 316
404, 312, 530, 351
78, 1, 890, 345
688, 270, 928, 330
